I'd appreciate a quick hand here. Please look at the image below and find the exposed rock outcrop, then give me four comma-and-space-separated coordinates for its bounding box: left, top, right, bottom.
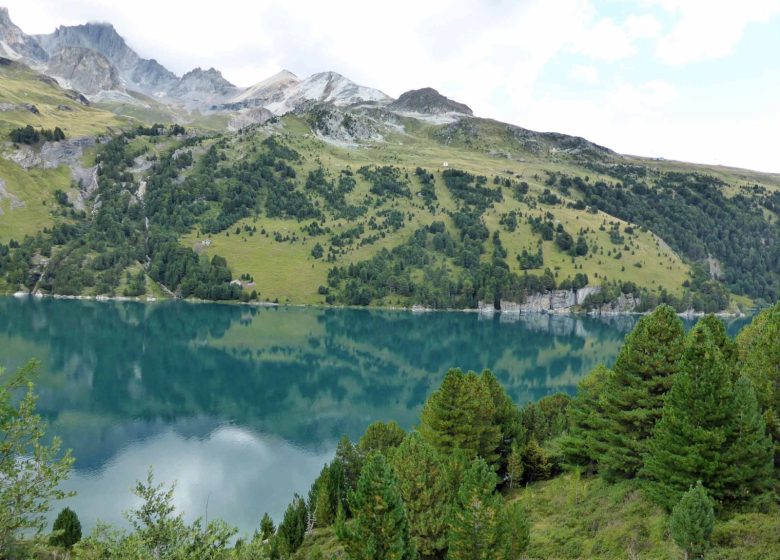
46, 46, 121, 94
498, 285, 639, 314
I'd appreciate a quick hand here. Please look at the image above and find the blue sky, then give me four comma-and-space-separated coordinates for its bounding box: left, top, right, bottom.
6, 0, 780, 172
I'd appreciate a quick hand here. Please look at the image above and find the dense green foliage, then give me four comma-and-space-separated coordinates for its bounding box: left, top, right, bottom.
9, 125, 65, 144
641, 322, 773, 510
573, 168, 780, 303
50, 507, 82, 549
418, 369, 503, 469
600, 305, 685, 478
389, 434, 451, 558
0, 361, 74, 554
736, 302, 780, 469
336, 452, 415, 560
669, 482, 715, 559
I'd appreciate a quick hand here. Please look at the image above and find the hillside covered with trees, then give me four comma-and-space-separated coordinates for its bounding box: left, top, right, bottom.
2, 113, 779, 313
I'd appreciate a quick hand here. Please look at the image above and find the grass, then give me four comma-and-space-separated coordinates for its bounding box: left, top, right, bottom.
291, 471, 780, 560
0, 159, 71, 242
181, 117, 694, 304
0, 61, 129, 138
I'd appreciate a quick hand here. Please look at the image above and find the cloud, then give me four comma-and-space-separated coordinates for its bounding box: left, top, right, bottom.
653, 0, 780, 65
2, 0, 778, 171
606, 80, 678, 114
569, 17, 637, 61
625, 13, 662, 39
570, 64, 600, 84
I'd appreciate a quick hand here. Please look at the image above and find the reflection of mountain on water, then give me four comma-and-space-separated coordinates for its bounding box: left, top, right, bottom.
0, 297, 750, 475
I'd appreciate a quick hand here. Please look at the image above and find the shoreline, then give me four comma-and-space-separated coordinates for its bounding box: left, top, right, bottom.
5, 290, 750, 318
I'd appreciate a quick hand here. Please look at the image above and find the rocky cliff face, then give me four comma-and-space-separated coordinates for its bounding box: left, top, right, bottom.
0, 7, 48, 62
46, 47, 121, 94
497, 285, 639, 314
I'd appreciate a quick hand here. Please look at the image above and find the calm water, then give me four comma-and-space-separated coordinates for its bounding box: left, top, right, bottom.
0, 297, 749, 536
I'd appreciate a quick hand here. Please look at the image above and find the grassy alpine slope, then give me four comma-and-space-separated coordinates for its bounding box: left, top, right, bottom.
1, 62, 779, 310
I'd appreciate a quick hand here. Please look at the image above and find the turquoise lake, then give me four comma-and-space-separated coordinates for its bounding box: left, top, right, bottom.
0, 297, 750, 537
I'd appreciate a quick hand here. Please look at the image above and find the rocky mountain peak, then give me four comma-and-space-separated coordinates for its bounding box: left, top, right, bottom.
390, 87, 473, 116
179, 67, 234, 89
0, 7, 48, 62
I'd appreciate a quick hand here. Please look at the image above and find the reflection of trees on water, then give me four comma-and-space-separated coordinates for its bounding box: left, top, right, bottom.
0, 297, 750, 473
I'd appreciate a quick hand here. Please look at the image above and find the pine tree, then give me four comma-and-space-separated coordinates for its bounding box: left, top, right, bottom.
641, 321, 774, 509
498, 501, 530, 559
720, 376, 775, 504
479, 369, 521, 475
506, 442, 524, 489
390, 432, 451, 559
522, 437, 552, 482
560, 364, 613, 471
359, 420, 406, 455
50, 507, 81, 549
601, 304, 685, 478
259, 512, 274, 540
335, 436, 364, 516
276, 494, 307, 555
669, 482, 715, 560
312, 467, 334, 527
737, 302, 780, 470
447, 458, 503, 560
336, 451, 415, 560
419, 369, 501, 468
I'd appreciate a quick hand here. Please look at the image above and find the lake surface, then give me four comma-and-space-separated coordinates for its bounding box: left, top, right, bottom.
0, 297, 749, 537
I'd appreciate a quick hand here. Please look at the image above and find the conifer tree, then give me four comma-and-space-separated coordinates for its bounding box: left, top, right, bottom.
506, 442, 524, 489
276, 494, 307, 555
336, 451, 415, 560
560, 364, 613, 471
359, 420, 406, 455
669, 482, 714, 560
390, 432, 451, 559
498, 501, 530, 558
522, 437, 552, 482
641, 321, 774, 509
720, 376, 775, 504
50, 507, 81, 549
737, 302, 780, 469
419, 369, 501, 468
601, 304, 685, 478
479, 369, 521, 474
447, 458, 503, 560
259, 512, 274, 541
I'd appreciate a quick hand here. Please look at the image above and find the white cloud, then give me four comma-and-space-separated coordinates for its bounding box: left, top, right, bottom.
625, 13, 662, 38
570, 64, 600, 84
569, 17, 637, 61
653, 0, 780, 65
2, 0, 778, 171
605, 80, 678, 114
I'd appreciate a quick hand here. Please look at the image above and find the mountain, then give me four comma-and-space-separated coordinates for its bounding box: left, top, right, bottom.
230, 69, 300, 107
225, 70, 391, 115
165, 67, 238, 109
0, 6, 47, 62
45, 46, 121, 94
35, 21, 177, 95
1, 7, 779, 313
389, 87, 473, 122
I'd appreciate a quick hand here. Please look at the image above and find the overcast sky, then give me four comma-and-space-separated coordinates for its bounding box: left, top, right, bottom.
6, 0, 780, 172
